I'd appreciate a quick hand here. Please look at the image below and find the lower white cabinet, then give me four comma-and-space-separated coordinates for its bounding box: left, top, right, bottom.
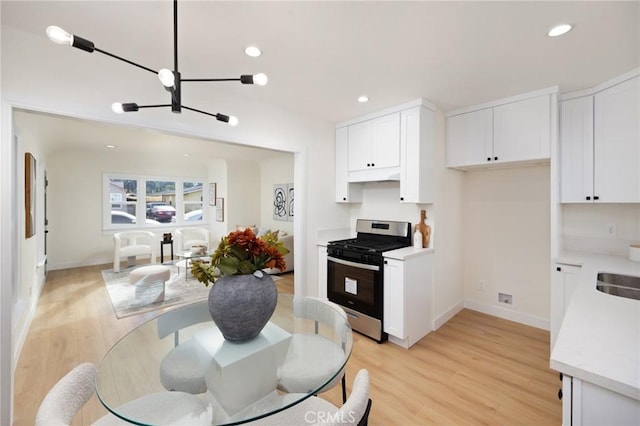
383, 253, 433, 348
562, 375, 640, 426
550, 262, 581, 350
317, 245, 328, 299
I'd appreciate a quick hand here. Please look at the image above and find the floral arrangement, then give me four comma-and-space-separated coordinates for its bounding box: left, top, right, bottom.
191, 228, 289, 286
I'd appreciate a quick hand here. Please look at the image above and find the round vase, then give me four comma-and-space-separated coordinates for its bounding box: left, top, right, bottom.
207, 271, 277, 342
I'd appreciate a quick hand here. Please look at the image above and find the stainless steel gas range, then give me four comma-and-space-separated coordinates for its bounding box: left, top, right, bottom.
326, 219, 412, 342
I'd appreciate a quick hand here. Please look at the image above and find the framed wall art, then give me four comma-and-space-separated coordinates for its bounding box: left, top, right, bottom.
215, 198, 224, 222
209, 183, 217, 206
25, 152, 36, 238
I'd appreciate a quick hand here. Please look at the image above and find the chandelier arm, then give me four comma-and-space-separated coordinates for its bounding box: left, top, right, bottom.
94, 47, 158, 75
173, 0, 179, 73
181, 105, 221, 118
137, 104, 172, 109
181, 78, 241, 83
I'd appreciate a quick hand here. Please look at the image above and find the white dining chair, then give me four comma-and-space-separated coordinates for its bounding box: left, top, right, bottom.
277, 296, 349, 403
157, 300, 213, 394
113, 230, 158, 273
248, 369, 372, 426
35, 362, 213, 426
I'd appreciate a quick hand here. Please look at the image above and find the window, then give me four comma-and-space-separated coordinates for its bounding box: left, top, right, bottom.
104, 173, 206, 230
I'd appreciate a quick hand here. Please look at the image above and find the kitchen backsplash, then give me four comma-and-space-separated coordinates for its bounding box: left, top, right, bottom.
562, 204, 640, 256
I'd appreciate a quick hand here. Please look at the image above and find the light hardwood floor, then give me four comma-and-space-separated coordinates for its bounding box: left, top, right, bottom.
14, 265, 561, 425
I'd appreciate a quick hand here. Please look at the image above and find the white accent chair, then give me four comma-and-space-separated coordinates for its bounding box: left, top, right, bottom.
113, 231, 158, 273
175, 227, 210, 252
277, 297, 349, 403
35, 362, 213, 426
248, 369, 372, 426
157, 300, 213, 394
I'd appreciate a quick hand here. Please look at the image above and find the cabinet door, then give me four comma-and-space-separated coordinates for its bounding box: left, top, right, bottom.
372, 113, 401, 169
347, 120, 373, 172
383, 258, 405, 338
493, 94, 551, 163
446, 108, 493, 167
400, 106, 434, 203
550, 264, 581, 350
594, 75, 640, 202
560, 96, 594, 203
335, 127, 362, 203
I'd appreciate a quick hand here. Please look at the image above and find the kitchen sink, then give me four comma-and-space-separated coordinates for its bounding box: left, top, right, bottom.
596, 272, 640, 301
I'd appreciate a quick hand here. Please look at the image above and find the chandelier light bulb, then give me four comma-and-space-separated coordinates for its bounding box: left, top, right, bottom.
158, 68, 175, 87
111, 103, 124, 114
253, 73, 268, 86
228, 116, 239, 126
46, 26, 73, 45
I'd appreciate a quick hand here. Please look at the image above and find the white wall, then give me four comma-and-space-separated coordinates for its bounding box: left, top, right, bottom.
462, 166, 551, 329
225, 159, 262, 232
562, 204, 640, 256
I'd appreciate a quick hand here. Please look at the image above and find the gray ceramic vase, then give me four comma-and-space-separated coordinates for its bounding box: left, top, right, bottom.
207, 271, 277, 342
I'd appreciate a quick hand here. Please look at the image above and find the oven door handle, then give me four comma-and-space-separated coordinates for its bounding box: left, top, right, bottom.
327, 256, 380, 272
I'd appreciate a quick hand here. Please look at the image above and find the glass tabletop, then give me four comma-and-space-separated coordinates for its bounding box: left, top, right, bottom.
96, 294, 353, 425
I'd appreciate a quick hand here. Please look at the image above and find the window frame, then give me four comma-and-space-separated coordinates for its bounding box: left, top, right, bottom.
103, 173, 207, 230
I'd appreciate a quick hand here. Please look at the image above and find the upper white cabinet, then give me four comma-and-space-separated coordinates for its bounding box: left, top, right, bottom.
347, 112, 400, 173
399, 105, 435, 204
336, 99, 435, 203
560, 72, 640, 203
446, 87, 557, 169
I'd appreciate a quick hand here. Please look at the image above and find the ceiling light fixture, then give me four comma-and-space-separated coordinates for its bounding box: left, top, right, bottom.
46, 0, 267, 127
358, 96, 369, 103
548, 24, 572, 37
245, 46, 262, 57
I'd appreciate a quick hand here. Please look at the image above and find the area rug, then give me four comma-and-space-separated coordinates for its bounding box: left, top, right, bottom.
101, 265, 281, 319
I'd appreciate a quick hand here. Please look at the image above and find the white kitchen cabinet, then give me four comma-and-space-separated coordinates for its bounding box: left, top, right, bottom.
562, 374, 640, 426
335, 127, 362, 203
446, 88, 556, 169
383, 252, 433, 348
594, 75, 640, 202
317, 245, 328, 299
560, 74, 640, 203
560, 96, 594, 203
347, 112, 400, 173
399, 105, 435, 204
550, 262, 581, 350
446, 108, 493, 168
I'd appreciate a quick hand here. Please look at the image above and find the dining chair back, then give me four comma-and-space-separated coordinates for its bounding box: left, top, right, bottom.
157, 300, 213, 394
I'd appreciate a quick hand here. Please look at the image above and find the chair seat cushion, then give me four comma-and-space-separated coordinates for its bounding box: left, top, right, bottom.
93, 391, 212, 426
277, 333, 346, 394
119, 244, 152, 257
160, 339, 210, 394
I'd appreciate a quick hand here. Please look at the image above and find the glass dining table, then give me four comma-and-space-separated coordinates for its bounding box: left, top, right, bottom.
95, 293, 353, 425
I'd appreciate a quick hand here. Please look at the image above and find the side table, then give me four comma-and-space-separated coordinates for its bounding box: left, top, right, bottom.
160, 240, 174, 263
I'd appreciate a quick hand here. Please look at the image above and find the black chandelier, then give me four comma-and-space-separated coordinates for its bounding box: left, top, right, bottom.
46, 0, 266, 126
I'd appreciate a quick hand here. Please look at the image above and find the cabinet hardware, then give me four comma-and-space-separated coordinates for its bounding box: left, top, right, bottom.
594, 195, 599, 200
487, 157, 491, 161
494, 156, 498, 161
557, 267, 561, 272
400, 197, 404, 201
343, 197, 347, 201
586, 196, 591, 200
557, 389, 563, 400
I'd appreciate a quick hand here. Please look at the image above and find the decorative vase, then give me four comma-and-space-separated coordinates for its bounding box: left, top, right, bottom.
207, 271, 278, 342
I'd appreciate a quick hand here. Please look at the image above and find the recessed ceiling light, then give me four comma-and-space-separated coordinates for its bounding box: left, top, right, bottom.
183, 153, 190, 157
548, 24, 572, 37
245, 46, 262, 57
358, 96, 369, 103
104, 144, 116, 149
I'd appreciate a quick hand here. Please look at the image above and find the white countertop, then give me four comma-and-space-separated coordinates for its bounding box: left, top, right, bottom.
550, 250, 640, 400
383, 246, 434, 260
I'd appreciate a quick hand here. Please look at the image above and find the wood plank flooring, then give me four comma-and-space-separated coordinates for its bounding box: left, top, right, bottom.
14, 265, 561, 425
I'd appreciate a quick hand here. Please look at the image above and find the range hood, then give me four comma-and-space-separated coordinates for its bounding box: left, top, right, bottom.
348, 166, 401, 183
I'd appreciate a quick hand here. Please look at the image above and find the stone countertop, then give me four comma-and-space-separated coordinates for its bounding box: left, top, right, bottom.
383, 246, 434, 260
551, 250, 640, 400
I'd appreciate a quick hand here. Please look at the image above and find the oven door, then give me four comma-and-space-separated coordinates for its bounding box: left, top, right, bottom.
326, 256, 382, 319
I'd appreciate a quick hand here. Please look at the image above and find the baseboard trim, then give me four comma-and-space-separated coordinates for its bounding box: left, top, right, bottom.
463, 300, 549, 331
433, 300, 464, 330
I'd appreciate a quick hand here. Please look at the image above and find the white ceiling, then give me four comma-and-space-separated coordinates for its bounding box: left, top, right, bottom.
2, 1, 639, 155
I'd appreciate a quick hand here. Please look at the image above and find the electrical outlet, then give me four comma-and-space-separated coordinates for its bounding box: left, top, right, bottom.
478, 280, 485, 291
605, 223, 617, 239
